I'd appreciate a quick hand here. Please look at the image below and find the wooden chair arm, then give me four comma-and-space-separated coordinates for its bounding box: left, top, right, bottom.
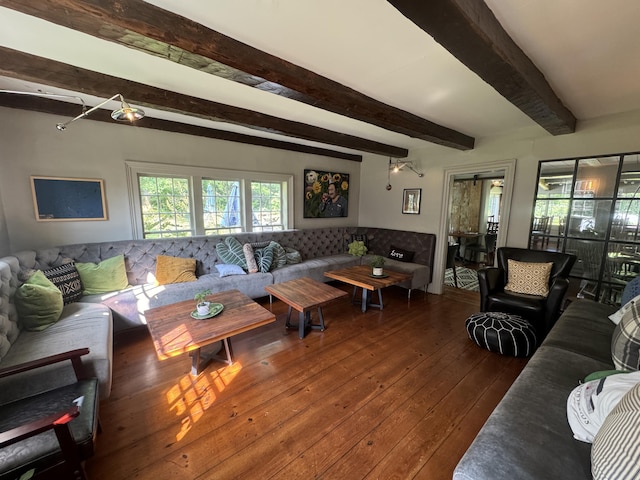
0, 397, 82, 448
0, 348, 90, 380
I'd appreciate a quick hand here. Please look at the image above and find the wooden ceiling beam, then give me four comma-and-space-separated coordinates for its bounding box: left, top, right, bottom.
0, 0, 474, 150
388, 0, 577, 135
0, 94, 363, 162
0, 47, 405, 158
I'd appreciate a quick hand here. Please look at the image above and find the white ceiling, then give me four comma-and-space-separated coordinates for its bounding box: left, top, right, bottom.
1, 0, 639, 156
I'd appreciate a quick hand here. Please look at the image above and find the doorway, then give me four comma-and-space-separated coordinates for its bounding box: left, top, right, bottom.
434, 159, 516, 294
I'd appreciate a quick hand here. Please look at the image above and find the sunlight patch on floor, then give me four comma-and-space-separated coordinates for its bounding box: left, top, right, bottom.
166, 361, 243, 441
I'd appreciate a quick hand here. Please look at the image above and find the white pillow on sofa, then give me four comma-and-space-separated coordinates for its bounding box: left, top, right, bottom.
609, 293, 640, 325
566, 370, 640, 443
215, 264, 247, 277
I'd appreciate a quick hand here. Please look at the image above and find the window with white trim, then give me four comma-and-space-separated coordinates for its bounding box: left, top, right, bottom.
126, 161, 292, 239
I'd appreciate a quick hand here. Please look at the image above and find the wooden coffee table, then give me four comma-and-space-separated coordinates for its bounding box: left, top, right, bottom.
145, 289, 275, 376
264, 277, 348, 339
324, 265, 412, 312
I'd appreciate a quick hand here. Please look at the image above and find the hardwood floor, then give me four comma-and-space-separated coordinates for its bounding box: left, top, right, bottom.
86, 284, 527, 480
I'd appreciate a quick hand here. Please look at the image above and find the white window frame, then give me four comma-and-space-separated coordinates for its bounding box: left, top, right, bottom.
126, 161, 293, 238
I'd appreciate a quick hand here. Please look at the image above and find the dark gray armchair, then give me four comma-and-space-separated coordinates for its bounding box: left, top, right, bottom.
477, 247, 577, 338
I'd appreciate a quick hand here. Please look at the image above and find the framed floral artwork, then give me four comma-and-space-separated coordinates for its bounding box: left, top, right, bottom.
304, 169, 349, 218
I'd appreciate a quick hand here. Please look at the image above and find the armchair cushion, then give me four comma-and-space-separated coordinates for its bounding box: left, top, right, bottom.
504, 259, 553, 297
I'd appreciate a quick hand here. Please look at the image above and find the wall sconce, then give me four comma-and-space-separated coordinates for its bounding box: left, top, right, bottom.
388, 157, 424, 177
56, 93, 145, 131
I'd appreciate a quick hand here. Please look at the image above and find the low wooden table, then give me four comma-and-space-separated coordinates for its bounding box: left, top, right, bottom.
324, 265, 412, 312
264, 277, 348, 339
145, 289, 275, 376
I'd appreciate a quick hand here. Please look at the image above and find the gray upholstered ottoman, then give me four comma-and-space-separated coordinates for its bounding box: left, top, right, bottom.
465, 312, 537, 357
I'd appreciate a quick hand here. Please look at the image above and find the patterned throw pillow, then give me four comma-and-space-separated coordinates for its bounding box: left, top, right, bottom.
504, 259, 553, 297
388, 245, 415, 262
42, 262, 83, 304
243, 244, 259, 273
269, 241, 287, 270
216, 237, 247, 269
255, 243, 274, 273
612, 301, 640, 371
284, 247, 302, 264
592, 382, 640, 480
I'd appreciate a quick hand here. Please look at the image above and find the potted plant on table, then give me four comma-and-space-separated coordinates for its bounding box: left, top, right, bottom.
347, 240, 368, 257
370, 255, 385, 277
194, 289, 212, 316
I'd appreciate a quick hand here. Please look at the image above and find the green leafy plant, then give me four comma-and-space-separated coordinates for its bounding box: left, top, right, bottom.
348, 240, 368, 257
370, 255, 385, 268
194, 289, 212, 306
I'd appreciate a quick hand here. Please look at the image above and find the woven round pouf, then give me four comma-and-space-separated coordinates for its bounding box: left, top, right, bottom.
465, 312, 537, 357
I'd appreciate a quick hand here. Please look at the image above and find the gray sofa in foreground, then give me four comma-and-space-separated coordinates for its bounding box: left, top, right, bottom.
0, 226, 436, 402
453, 299, 617, 480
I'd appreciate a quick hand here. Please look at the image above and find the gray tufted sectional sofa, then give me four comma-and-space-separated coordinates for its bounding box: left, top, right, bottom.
0, 227, 436, 401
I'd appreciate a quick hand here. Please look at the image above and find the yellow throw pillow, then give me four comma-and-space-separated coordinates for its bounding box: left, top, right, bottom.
504, 259, 553, 297
154, 255, 197, 285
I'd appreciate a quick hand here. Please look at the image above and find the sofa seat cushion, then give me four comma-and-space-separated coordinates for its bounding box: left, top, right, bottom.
382, 257, 429, 291
453, 346, 614, 480
81, 272, 274, 331
271, 255, 359, 285
0, 302, 113, 404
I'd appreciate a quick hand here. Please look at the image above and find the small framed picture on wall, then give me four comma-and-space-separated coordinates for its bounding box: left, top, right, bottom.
402, 188, 421, 214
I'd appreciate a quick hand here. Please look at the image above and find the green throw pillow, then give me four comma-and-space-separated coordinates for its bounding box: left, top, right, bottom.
216, 237, 247, 269
76, 254, 129, 294
14, 270, 64, 331
255, 243, 275, 273
269, 241, 287, 270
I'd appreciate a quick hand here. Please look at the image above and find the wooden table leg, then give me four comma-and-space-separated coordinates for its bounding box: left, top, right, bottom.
189, 339, 233, 376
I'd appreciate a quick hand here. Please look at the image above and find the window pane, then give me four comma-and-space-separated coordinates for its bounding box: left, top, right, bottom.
139, 175, 192, 238
575, 157, 620, 198
251, 181, 284, 230
538, 161, 574, 198
202, 179, 241, 235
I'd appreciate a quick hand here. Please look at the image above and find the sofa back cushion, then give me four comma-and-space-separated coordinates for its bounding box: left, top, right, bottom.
0, 259, 20, 362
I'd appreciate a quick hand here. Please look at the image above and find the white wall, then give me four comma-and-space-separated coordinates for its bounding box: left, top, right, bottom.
0, 107, 361, 251
2, 105, 640, 275
358, 111, 640, 291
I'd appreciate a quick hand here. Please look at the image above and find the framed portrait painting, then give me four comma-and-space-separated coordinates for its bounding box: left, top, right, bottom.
303, 169, 349, 218
402, 188, 421, 214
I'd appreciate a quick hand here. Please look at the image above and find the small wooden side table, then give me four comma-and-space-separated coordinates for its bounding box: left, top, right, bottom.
265, 277, 348, 339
